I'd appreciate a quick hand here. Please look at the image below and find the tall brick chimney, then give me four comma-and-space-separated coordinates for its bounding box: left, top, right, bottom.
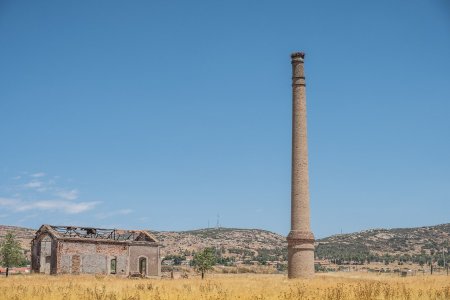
287, 52, 315, 278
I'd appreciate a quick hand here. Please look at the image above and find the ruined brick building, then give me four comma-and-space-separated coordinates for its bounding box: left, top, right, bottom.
31, 224, 161, 276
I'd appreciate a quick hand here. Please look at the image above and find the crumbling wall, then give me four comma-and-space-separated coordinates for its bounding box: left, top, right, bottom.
39, 235, 52, 274
129, 245, 160, 276
31, 239, 40, 273
57, 241, 128, 275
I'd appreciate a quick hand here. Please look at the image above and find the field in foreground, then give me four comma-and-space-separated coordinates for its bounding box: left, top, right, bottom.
1, 273, 450, 300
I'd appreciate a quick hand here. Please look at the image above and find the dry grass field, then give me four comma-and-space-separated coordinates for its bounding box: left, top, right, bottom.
1, 273, 450, 300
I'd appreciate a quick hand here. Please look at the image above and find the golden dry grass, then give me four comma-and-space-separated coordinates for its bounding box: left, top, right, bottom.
1, 273, 450, 300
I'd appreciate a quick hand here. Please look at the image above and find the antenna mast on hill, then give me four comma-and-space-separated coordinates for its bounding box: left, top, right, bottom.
216, 213, 220, 229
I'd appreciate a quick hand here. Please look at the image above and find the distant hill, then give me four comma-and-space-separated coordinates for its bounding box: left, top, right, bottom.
2, 223, 450, 264
151, 228, 287, 261
315, 224, 450, 264
0, 225, 35, 250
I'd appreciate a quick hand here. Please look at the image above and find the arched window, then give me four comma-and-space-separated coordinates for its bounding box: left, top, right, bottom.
110, 258, 117, 274
139, 257, 147, 275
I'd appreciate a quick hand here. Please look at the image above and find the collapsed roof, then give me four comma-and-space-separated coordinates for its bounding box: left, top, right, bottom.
33, 224, 159, 243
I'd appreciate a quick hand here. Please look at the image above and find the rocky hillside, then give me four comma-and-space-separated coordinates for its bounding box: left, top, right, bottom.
2, 223, 450, 263
0, 225, 35, 250
151, 228, 287, 260
315, 224, 450, 263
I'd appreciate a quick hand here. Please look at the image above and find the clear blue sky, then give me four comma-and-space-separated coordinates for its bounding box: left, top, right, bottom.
1, 1, 449, 238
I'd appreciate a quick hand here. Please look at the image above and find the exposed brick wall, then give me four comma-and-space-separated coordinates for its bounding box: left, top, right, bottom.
31, 228, 161, 277
57, 241, 129, 275
72, 255, 80, 274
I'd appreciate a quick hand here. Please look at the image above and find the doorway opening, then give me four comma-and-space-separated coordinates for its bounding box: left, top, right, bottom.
139, 257, 147, 275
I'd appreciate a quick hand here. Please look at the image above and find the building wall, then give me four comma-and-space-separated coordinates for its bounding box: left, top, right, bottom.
31, 238, 40, 273
56, 241, 129, 275
129, 245, 160, 276
39, 235, 52, 274
31, 230, 161, 277
31, 234, 58, 275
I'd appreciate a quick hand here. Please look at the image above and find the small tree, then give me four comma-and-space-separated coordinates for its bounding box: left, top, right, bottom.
192, 248, 216, 279
0, 232, 25, 269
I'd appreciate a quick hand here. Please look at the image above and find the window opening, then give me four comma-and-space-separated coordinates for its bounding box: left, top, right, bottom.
110, 258, 117, 274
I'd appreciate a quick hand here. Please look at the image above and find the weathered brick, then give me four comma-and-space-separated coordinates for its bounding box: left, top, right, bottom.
31, 225, 161, 277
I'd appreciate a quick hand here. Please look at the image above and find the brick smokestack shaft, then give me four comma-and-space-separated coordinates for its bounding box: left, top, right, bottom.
287, 52, 315, 278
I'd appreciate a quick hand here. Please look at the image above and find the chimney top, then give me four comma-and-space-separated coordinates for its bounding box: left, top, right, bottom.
291, 52, 305, 59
